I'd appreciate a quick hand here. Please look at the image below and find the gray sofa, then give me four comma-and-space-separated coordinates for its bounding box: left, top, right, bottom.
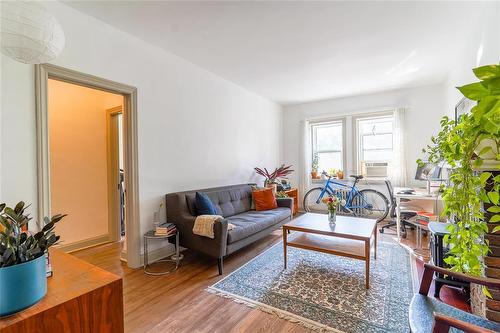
165, 184, 293, 274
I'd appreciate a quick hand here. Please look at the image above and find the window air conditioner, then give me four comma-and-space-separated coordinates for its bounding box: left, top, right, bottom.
361, 161, 389, 178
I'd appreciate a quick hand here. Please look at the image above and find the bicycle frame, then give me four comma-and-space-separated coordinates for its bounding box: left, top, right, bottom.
315, 175, 371, 212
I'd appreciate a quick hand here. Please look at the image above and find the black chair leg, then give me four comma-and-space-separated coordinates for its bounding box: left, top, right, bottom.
217, 257, 223, 275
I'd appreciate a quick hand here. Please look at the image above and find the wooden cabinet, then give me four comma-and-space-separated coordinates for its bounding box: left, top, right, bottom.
0, 249, 124, 333
285, 188, 299, 215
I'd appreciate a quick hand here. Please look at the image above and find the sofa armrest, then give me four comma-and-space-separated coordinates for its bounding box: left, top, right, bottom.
172, 213, 229, 258
276, 197, 294, 211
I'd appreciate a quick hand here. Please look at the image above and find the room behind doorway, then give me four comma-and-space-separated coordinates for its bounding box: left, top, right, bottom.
48, 79, 125, 252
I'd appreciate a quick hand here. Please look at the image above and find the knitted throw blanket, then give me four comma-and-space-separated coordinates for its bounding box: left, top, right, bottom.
193, 215, 235, 238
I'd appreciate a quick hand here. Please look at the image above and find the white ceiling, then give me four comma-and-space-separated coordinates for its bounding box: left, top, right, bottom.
63, 1, 481, 105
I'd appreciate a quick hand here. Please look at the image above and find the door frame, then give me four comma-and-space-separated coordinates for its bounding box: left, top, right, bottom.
106, 106, 123, 243
35, 64, 141, 268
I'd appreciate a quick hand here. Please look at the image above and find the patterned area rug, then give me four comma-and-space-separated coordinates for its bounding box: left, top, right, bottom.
208, 241, 416, 333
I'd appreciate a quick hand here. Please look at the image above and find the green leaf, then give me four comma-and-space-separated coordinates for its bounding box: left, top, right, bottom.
473, 158, 484, 168
483, 286, 493, 298
480, 172, 492, 185
474, 64, 500, 80
488, 206, 500, 213
490, 215, 500, 223
13, 201, 25, 214
488, 191, 500, 205
493, 225, 500, 233
478, 146, 493, 157
457, 82, 490, 101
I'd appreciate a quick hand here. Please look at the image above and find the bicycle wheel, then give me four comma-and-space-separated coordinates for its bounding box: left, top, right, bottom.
303, 187, 330, 213
350, 189, 389, 222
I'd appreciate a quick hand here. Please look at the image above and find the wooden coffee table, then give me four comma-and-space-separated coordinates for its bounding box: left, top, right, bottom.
282, 213, 377, 289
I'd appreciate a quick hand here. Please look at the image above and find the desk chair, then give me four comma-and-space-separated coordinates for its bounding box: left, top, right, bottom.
379, 180, 417, 238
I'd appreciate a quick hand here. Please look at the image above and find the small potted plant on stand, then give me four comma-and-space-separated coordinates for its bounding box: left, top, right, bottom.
322, 195, 345, 225
311, 153, 319, 179
0, 201, 66, 316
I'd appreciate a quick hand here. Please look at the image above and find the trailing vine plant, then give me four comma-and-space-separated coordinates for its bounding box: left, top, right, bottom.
419, 64, 500, 292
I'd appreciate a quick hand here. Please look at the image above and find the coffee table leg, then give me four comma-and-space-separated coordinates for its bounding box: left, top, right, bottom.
283, 226, 287, 269
365, 240, 370, 289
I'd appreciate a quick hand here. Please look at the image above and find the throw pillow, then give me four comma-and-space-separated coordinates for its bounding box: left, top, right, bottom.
252, 187, 278, 211
195, 192, 217, 215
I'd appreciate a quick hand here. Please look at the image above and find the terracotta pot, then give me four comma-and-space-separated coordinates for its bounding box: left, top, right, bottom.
311, 171, 318, 179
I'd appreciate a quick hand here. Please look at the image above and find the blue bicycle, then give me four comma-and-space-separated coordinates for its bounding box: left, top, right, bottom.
303, 172, 389, 222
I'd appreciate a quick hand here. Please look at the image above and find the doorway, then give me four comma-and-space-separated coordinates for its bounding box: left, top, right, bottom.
35, 64, 141, 268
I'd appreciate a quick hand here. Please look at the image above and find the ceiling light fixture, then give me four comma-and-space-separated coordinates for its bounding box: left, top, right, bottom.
0, 1, 65, 64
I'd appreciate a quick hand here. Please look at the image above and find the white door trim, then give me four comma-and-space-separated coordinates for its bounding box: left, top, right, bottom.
35, 64, 142, 268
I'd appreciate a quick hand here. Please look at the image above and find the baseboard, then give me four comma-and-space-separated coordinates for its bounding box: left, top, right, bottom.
55, 234, 111, 253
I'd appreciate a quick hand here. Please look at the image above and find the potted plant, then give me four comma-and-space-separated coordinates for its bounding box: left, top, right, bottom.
419, 63, 499, 298
0, 201, 65, 316
254, 164, 294, 193
311, 153, 319, 179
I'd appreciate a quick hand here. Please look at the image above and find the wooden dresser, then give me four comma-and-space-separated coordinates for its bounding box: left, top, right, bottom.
0, 248, 124, 333
285, 188, 299, 215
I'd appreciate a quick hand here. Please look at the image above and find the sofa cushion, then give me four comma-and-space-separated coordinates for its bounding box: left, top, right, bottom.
409, 294, 500, 333
252, 187, 278, 211
195, 192, 217, 215
226, 208, 290, 244
186, 186, 252, 218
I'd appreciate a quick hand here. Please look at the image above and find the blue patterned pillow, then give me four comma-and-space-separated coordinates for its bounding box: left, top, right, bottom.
195, 192, 217, 215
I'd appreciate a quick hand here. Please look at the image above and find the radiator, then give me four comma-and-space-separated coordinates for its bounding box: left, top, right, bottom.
330, 188, 366, 217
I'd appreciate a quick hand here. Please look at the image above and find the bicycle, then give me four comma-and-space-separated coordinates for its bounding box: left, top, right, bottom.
303, 172, 390, 222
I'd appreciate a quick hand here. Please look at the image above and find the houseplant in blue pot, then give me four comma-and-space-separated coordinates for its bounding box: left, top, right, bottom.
0, 201, 65, 316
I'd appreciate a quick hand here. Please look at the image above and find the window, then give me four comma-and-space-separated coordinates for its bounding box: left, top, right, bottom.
356, 115, 394, 176
311, 121, 344, 173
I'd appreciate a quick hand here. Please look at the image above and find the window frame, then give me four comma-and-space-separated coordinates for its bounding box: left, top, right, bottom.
353, 112, 395, 176
310, 118, 347, 174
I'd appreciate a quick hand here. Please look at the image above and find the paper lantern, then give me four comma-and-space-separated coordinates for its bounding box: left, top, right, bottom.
1, 1, 65, 64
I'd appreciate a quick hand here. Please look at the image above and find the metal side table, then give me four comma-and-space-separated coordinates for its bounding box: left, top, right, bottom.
143, 228, 180, 275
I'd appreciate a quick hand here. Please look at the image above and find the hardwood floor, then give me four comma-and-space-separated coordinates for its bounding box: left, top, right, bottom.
71, 222, 463, 333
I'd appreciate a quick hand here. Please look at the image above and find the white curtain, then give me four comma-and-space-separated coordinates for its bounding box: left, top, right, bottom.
299, 120, 311, 209
391, 107, 407, 187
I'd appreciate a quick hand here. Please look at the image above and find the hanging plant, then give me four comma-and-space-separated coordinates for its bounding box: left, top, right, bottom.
419, 64, 500, 288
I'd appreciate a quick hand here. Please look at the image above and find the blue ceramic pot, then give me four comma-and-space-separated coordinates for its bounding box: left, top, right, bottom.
0, 254, 47, 316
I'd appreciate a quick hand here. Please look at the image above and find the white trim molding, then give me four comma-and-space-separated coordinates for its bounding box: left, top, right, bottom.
34, 64, 142, 268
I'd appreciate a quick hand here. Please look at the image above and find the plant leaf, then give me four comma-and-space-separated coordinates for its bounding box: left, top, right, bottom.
457, 82, 490, 101
490, 214, 500, 223
488, 191, 500, 205
473, 64, 500, 80
480, 172, 492, 186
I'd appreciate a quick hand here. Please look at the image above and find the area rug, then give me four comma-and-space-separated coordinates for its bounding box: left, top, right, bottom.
207, 241, 416, 333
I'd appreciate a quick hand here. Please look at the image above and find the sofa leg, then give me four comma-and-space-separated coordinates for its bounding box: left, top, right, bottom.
217, 257, 223, 275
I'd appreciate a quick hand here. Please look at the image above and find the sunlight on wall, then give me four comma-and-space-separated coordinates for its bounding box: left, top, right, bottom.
48, 79, 123, 246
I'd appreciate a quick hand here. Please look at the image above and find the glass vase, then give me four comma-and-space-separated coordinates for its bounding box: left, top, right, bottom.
328, 209, 336, 225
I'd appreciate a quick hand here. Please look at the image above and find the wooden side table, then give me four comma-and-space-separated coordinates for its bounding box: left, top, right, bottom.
284, 188, 299, 215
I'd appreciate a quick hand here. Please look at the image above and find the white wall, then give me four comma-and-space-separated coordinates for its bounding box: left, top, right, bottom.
444, 1, 500, 114
1, 1, 282, 266
283, 83, 447, 194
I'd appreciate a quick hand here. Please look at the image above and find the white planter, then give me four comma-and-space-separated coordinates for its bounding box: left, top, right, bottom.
475, 138, 498, 160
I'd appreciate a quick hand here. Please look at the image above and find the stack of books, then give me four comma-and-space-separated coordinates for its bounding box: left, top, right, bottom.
155, 223, 176, 236
415, 211, 438, 226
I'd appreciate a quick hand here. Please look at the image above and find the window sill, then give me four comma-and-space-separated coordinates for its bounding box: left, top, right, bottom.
310, 177, 387, 185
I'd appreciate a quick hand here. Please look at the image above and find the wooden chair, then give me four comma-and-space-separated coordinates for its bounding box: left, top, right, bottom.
410, 263, 500, 333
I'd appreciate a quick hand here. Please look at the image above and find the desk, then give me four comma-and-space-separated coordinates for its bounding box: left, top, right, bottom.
395, 188, 443, 242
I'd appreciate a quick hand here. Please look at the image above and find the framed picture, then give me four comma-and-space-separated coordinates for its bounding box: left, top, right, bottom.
454, 97, 474, 125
